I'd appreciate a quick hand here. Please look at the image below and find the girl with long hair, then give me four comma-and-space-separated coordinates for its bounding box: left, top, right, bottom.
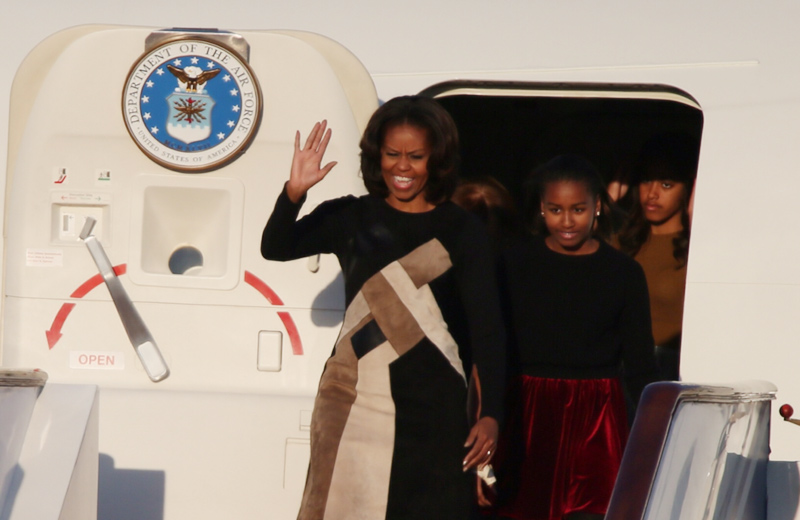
617, 133, 699, 381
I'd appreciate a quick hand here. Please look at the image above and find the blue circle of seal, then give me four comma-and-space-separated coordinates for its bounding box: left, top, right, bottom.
123, 38, 262, 172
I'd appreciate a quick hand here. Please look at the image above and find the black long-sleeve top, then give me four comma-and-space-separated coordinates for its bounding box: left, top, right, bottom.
500, 234, 659, 402
261, 187, 507, 423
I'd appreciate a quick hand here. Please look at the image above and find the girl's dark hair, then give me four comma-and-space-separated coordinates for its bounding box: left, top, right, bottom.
524, 154, 616, 240
617, 133, 699, 266
360, 96, 460, 203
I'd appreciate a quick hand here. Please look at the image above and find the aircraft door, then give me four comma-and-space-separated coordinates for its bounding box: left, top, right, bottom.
2, 25, 377, 519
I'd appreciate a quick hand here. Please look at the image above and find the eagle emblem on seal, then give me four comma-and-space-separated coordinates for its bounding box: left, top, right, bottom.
122, 36, 263, 172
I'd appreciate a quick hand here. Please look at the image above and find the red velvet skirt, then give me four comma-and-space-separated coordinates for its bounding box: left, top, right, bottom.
492, 376, 628, 520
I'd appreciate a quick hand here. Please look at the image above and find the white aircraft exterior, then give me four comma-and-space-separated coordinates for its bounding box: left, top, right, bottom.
1, 2, 800, 519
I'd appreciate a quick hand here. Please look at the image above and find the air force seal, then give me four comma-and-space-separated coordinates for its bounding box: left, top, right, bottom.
123, 37, 262, 172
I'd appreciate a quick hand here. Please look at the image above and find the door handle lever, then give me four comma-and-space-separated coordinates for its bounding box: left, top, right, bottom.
79, 217, 170, 382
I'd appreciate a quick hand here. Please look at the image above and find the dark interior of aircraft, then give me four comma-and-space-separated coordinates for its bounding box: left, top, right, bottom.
427, 84, 704, 219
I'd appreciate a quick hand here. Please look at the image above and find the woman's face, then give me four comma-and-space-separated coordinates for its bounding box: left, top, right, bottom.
540, 180, 600, 255
380, 123, 433, 213
639, 179, 686, 232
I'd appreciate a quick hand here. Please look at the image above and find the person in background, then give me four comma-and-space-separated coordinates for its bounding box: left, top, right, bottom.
616, 133, 699, 381
492, 154, 659, 520
452, 176, 523, 254
452, 176, 523, 508
261, 96, 506, 520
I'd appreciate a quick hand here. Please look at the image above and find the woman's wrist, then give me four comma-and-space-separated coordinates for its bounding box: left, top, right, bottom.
285, 181, 306, 204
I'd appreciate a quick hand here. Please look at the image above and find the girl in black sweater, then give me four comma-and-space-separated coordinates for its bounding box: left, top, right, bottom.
492, 155, 659, 520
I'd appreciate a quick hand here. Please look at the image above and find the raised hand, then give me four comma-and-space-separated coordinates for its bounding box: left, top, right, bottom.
286, 120, 338, 203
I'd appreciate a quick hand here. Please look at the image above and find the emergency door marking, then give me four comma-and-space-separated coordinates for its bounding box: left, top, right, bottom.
47, 266, 304, 355
45, 303, 76, 349
244, 271, 304, 355
46, 264, 127, 349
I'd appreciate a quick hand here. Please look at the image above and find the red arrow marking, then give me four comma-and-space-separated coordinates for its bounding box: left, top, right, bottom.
244, 271, 303, 355
277, 311, 303, 356
71, 264, 126, 298
244, 270, 284, 305
49, 265, 305, 355
46, 303, 76, 349
46, 264, 127, 349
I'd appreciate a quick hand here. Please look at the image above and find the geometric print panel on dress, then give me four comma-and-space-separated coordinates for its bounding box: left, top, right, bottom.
299, 238, 466, 520
351, 318, 388, 359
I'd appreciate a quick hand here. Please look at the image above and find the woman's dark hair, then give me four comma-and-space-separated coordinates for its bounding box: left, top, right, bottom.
524, 154, 616, 240
617, 133, 699, 266
360, 96, 460, 203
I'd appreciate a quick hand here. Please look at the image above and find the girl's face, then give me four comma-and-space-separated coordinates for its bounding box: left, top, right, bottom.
540, 180, 600, 255
639, 179, 686, 233
380, 123, 433, 213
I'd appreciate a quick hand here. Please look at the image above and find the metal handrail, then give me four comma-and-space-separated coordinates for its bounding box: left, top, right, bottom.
605, 381, 775, 520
